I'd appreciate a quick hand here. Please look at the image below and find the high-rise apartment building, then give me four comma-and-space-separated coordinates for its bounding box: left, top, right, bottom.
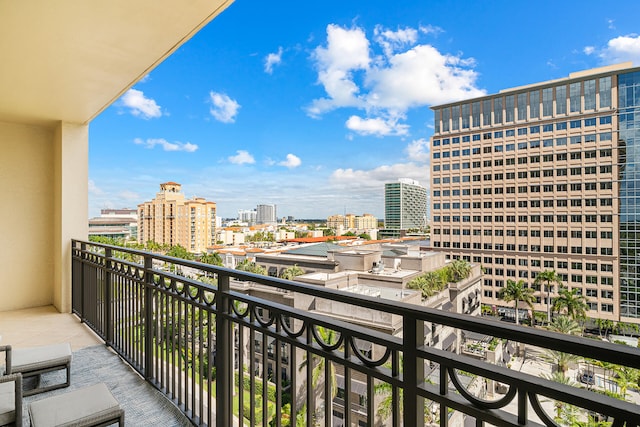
327, 213, 378, 230
256, 204, 277, 225
384, 179, 427, 231
238, 209, 257, 226
430, 62, 640, 323
138, 182, 217, 253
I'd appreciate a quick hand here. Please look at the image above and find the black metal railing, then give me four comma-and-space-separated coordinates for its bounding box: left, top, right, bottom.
71, 240, 640, 427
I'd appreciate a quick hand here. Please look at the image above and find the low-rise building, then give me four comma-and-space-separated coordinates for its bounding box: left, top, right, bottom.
88, 208, 138, 240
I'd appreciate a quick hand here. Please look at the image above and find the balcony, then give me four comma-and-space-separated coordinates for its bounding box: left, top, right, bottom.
64, 239, 640, 426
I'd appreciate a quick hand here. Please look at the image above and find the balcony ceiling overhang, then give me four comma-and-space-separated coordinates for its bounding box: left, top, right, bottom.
0, 0, 233, 127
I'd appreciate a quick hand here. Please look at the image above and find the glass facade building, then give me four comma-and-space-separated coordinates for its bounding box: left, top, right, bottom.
430, 63, 640, 323
619, 71, 640, 318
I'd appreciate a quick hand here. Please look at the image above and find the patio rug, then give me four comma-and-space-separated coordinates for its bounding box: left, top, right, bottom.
21, 345, 191, 426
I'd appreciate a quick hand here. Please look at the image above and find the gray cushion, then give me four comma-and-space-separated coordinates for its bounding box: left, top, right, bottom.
0, 380, 15, 426
11, 343, 72, 373
29, 383, 122, 427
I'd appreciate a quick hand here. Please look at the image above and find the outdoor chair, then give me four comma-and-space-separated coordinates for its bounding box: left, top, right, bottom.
5, 343, 72, 396
0, 373, 22, 427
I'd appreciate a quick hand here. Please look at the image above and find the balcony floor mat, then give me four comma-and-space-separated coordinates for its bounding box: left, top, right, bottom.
22, 344, 191, 427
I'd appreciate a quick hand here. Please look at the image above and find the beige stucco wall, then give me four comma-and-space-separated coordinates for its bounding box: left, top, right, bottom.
0, 121, 55, 311
0, 120, 88, 313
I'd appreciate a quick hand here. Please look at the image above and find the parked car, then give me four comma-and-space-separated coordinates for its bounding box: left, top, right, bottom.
579, 372, 595, 385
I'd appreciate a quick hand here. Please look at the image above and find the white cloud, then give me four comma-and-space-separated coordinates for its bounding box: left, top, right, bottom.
307, 23, 484, 135
134, 138, 198, 152
374, 25, 418, 57
365, 44, 485, 111
88, 179, 104, 195
607, 19, 616, 30
119, 190, 140, 200
405, 138, 430, 163
596, 34, 640, 66
330, 162, 428, 190
345, 115, 409, 136
121, 89, 162, 119
584, 46, 595, 55
264, 47, 283, 74
279, 153, 302, 168
228, 150, 255, 165
307, 24, 371, 117
419, 24, 444, 36
209, 91, 241, 123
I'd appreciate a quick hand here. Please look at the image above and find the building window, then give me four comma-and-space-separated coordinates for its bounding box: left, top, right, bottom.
556, 85, 567, 115
599, 76, 612, 108
569, 82, 581, 113
584, 79, 596, 110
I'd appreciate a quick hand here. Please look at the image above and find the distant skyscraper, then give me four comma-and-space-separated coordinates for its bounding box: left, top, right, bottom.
384, 179, 427, 230
238, 209, 257, 225
256, 204, 277, 225
138, 182, 216, 253
430, 62, 640, 323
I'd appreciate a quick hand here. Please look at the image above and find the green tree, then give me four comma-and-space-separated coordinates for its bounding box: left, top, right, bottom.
166, 244, 194, 260
374, 355, 436, 424
612, 365, 638, 399
236, 259, 267, 275
547, 316, 581, 335
552, 286, 588, 321
406, 270, 447, 299
199, 251, 223, 266
341, 231, 356, 237
280, 264, 305, 280
298, 326, 339, 421
499, 279, 535, 325
357, 233, 371, 240
540, 371, 576, 420
534, 269, 563, 323
595, 318, 614, 339
542, 350, 580, 374
322, 228, 335, 237
447, 259, 472, 282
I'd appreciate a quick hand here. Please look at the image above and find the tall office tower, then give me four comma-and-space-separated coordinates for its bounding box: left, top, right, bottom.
138, 182, 217, 253
384, 179, 427, 230
430, 62, 640, 323
256, 204, 277, 225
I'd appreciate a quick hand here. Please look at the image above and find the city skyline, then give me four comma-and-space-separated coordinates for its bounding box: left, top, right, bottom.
89, 1, 640, 218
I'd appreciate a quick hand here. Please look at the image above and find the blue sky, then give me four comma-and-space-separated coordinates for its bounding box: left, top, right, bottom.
89, 0, 640, 219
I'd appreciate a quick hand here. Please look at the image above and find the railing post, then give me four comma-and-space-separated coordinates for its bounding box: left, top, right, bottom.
216, 274, 232, 427
105, 247, 113, 345
403, 315, 425, 427
80, 242, 86, 319
144, 254, 154, 380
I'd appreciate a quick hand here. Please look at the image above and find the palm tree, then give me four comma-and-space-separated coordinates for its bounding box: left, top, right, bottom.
612, 365, 638, 399
447, 259, 472, 282
499, 279, 535, 325
547, 316, 581, 335
595, 318, 614, 340
534, 270, 563, 323
299, 326, 338, 398
280, 264, 305, 280
236, 259, 267, 275
540, 372, 577, 420
552, 286, 587, 321
542, 350, 580, 374
374, 355, 436, 424
407, 270, 447, 299
199, 251, 223, 266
